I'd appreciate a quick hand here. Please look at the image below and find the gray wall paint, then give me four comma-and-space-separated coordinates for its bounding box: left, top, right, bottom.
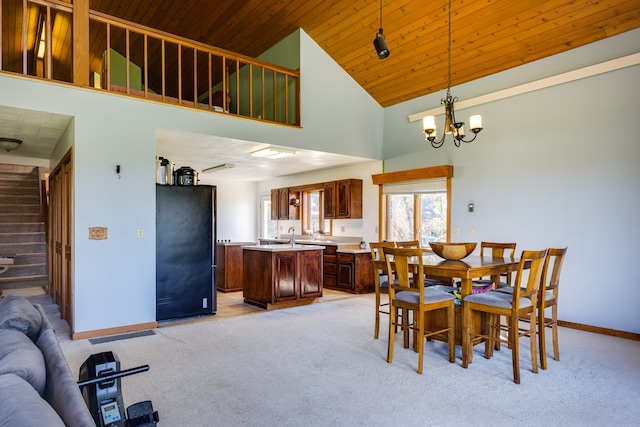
382, 29, 640, 333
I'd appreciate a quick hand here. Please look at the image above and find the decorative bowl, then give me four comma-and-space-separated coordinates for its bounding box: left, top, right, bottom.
428, 242, 477, 261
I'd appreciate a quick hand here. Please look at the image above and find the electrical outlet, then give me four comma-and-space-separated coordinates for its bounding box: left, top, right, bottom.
453, 227, 460, 236
89, 227, 107, 240
137, 229, 144, 238
340, 226, 345, 232
469, 227, 475, 237
375, 226, 378, 234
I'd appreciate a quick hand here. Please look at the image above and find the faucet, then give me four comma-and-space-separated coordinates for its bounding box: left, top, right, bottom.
288, 226, 296, 246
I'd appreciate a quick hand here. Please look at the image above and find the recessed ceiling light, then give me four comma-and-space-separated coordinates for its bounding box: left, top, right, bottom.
250, 147, 295, 159
202, 163, 235, 173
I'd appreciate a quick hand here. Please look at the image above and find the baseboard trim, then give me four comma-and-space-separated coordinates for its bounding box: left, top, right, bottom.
72, 321, 158, 341
558, 320, 640, 341
69, 318, 639, 342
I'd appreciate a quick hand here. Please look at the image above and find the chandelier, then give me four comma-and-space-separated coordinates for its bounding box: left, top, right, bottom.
423, 0, 483, 148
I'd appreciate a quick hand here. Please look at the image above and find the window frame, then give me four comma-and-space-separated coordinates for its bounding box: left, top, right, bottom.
371, 165, 453, 243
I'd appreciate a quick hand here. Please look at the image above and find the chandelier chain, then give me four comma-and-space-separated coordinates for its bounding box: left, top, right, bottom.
447, 0, 452, 93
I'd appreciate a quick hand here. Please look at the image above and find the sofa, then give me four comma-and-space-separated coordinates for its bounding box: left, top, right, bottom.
0, 294, 96, 427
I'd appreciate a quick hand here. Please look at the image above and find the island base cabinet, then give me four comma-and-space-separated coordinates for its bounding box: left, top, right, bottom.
273, 251, 296, 302
299, 250, 323, 298
243, 248, 323, 309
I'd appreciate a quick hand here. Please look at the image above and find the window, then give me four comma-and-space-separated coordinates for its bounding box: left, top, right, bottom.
302, 189, 331, 235
372, 165, 453, 244
302, 189, 324, 236
385, 191, 447, 245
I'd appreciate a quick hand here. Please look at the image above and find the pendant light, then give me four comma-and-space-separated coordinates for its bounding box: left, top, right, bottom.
373, 0, 390, 59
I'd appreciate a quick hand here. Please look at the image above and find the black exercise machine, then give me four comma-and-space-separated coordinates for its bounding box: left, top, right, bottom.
78, 351, 159, 427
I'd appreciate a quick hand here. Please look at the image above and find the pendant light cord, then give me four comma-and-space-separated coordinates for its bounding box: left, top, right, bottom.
379, 0, 383, 31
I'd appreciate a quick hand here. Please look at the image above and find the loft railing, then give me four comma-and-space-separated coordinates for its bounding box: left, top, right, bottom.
0, 0, 300, 126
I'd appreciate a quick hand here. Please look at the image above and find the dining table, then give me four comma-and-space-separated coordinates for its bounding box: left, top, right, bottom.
398, 251, 521, 351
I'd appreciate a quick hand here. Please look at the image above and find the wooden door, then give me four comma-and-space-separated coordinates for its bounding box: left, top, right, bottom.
48, 150, 73, 325
50, 172, 63, 305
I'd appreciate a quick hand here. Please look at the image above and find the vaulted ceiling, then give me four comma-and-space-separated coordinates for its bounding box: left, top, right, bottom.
1, 0, 639, 179
88, 0, 640, 107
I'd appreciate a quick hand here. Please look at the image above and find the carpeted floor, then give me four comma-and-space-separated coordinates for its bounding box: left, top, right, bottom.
48, 292, 640, 426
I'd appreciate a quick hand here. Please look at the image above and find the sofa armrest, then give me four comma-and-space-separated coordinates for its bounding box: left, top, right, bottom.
35, 306, 96, 427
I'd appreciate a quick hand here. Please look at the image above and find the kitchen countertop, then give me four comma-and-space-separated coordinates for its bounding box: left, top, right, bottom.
216, 241, 257, 246
243, 244, 326, 252
258, 238, 361, 247
337, 248, 370, 254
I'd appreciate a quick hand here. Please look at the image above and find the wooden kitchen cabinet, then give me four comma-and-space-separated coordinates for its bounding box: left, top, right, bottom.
336, 251, 374, 294
322, 245, 338, 288
323, 179, 362, 219
216, 242, 255, 292
243, 246, 322, 309
323, 181, 336, 218
270, 188, 300, 220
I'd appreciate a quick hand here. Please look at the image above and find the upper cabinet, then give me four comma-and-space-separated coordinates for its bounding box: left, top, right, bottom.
325, 179, 362, 219
270, 188, 300, 220
323, 181, 336, 218
272, 178, 362, 221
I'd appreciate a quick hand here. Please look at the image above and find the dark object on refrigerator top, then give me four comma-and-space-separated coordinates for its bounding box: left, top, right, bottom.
173, 166, 198, 186
156, 184, 217, 320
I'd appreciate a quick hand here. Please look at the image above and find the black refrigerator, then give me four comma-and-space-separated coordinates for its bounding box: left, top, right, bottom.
156, 184, 217, 320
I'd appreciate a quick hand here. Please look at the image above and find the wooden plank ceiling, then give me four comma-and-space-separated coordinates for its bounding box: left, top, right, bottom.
5, 0, 640, 107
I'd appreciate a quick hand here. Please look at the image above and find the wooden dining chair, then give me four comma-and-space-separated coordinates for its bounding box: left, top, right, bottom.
370, 241, 397, 339
383, 246, 456, 374
395, 240, 420, 248
396, 240, 454, 289
475, 241, 517, 288
536, 247, 568, 369
462, 248, 547, 384
494, 247, 568, 369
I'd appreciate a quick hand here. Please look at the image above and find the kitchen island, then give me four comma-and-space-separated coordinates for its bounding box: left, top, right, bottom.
243, 244, 324, 310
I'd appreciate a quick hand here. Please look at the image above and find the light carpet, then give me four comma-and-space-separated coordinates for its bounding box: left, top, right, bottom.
56, 294, 640, 426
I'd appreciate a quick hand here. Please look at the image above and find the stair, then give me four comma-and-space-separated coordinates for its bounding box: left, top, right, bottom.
0, 164, 48, 291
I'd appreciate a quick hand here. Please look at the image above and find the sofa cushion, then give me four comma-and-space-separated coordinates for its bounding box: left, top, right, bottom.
0, 328, 47, 396
0, 294, 43, 341
36, 327, 98, 427
0, 373, 66, 427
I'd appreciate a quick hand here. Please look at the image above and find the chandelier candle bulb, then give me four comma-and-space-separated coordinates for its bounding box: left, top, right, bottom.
470, 115, 483, 131
423, 116, 436, 133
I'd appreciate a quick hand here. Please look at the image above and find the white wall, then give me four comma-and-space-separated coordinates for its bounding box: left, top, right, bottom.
197, 176, 258, 242
381, 29, 640, 334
